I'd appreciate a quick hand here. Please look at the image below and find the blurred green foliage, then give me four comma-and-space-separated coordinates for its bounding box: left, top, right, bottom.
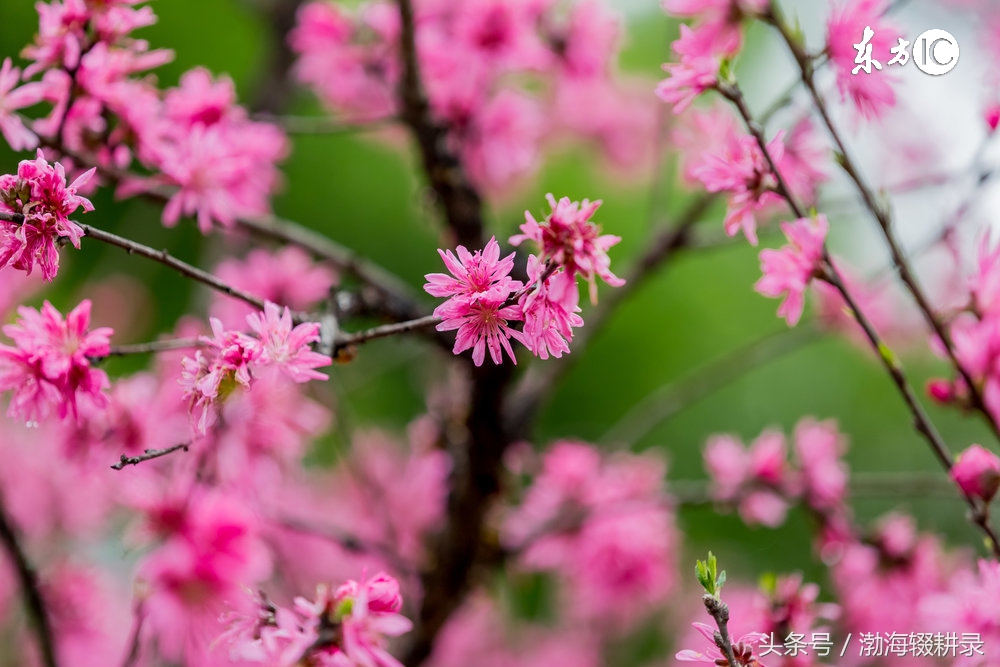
0, 0, 991, 602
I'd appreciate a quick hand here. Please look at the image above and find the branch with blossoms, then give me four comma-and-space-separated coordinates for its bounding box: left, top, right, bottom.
760, 1, 1000, 445
715, 76, 1000, 558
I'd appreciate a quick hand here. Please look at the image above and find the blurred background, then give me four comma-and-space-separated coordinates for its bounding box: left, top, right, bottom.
0, 0, 993, 598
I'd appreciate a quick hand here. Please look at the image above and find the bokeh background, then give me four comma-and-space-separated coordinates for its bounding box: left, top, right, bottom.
0, 0, 992, 599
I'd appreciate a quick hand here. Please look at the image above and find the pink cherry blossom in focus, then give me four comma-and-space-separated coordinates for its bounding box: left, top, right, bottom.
518, 255, 584, 360
511, 194, 624, 303
951, 444, 1000, 502
180, 318, 261, 434
754, 214, 828, 326
0, 150, 96, 281
425, 236, 525, 366
0, 299, 111, 423
246, 302, 331, 383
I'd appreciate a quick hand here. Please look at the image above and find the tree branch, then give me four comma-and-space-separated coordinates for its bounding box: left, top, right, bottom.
0, 491, 58, 667
110, 443, 190, 470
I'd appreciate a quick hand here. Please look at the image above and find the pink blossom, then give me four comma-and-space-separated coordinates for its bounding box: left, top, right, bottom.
222, 573, 412, 667
246, 302, 331, 383
461, 89, 545, 193
518, 255, 584, 360
703, 430, 792, 527
778, 118, 828, 205
793, 418, 849, 512
0, 300, 112, 423
951, 444, 1000, 502
691, 130, 786, 245
676, 621, 768, 665
656, 25, 719, 114
0, 58, 46, 151
0, 150, 95, 281
424, 236, 520, 303
754, 214, 828, 326
826, 0, 900, 120
987, 102, 1000, 133
289, 1, 398, 121
436, 298, 525, 366
502, 441, 676, 628
212, 246, 337, 328
662, 0, 768, 56
139, 489, 272, 663
179, 318, 261, 433
425, 236, 526, 366
511, 194, 624, 303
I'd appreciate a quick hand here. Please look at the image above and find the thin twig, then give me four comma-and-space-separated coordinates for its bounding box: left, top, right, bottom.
0, 491, 58, 667
0, 211, 277, 317
335, 314, 441, 349
603, 324, 821, 445
110, 443, 190, 470
105, 337, 204, 357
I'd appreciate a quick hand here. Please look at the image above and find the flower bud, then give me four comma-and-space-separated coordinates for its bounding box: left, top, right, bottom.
951, 444, 1000, 502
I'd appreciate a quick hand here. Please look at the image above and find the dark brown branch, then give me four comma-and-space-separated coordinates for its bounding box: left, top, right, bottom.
111, 443, 190, 470
0, 491, 58, 667
395, 0, 483, 249
392, 1, 519, 664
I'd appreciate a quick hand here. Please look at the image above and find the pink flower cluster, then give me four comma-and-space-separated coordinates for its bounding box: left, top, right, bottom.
136, 488, 273, 663
220, 572, 412, 667
0, 150, 95, 281
0, 299, 111, 423
502, 441, 676, 629
656, 0, 767, 112
290, 0, 650, 192
180, 302, 331, 433
3, 0, 287, 232
424, 194, 622, 366
704, 418, 850, 527
755, 215, 829, 326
